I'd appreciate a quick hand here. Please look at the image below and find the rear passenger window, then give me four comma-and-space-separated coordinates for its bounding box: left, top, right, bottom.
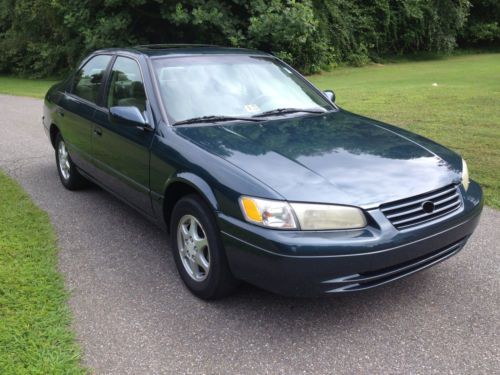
107, 57, 146, 112
72, 55, 112, 104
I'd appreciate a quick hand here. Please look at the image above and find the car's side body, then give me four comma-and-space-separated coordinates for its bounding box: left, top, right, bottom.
43, 47, 281, 226
43, 45, 483, 297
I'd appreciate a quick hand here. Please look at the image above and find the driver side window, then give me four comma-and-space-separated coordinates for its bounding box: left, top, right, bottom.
107, 56, 146, 112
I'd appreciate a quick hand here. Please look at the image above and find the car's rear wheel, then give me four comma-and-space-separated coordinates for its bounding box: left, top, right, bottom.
55, 133, 87, 190
171, 194, 239, 299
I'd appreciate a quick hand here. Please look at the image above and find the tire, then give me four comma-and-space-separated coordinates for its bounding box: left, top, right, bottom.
54, 133, 87, 190
170, 194, 239, 299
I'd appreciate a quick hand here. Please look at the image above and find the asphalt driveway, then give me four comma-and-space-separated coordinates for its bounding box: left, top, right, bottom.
0, 94, 499, 374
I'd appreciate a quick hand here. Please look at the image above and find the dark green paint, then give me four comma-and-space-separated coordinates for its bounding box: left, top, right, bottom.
43, 46, 483, 296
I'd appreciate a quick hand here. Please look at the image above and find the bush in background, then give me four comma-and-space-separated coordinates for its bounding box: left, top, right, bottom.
313, 0, 470, 65
460, 0, 500, 46
0, 0, 496, 78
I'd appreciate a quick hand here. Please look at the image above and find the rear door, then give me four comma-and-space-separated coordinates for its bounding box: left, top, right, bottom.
58, 54, 113, 172
91, 55, 155, 215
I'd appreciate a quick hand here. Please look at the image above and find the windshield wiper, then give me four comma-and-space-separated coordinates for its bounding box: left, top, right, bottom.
172, 115, 261, 126
252, 107, 327, 118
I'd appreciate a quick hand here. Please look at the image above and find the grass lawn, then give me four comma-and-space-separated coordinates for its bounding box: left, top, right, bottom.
0, 172, 85, 374
0, 76, 57, 99
1, 53, 499, 208
310, 53, 500, 209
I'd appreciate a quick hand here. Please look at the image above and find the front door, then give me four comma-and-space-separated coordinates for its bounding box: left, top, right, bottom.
91, 56, 154, 215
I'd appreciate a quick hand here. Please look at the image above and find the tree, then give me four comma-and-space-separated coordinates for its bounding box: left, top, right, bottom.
0, 0, 482, 78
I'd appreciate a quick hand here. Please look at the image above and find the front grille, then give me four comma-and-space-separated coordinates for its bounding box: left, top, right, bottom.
380, 184, 462, 229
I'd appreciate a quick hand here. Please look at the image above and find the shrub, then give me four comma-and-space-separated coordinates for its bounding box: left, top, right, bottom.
0, 0, 481, 77
460, 0, 500, 45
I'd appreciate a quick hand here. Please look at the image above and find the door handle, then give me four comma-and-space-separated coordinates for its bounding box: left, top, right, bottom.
56, 108, 65, 117
93, 127, 103, 136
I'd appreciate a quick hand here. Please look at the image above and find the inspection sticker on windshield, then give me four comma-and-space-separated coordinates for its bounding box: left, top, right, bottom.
244, 104, 260, 113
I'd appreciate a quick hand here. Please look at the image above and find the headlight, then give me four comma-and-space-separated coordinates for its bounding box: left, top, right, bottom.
462, 158, 470, 191
290, 202, 366, 230
239, 196, 366, 230
239, 196, 297, 229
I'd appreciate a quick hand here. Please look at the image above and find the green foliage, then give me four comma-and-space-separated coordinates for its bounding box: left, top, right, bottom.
0, 0, 494, 77
0, 0, 334, 76
0, 0, 72, 77
460, 0, 500, 45
313, 0, 471, 65
246, 0, 333, 73
0, 171, 85, 373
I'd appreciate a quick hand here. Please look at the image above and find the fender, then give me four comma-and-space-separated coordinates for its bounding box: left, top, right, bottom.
151, 171, 219, 231
165, 172, 219, 211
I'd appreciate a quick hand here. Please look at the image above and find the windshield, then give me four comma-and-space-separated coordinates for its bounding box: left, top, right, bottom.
152, 55, 333, 123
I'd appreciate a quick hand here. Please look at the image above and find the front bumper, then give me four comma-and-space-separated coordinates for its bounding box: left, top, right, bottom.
218, 182, 483, 296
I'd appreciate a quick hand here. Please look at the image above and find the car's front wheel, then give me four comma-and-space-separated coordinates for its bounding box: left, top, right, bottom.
171, 194, 239, 299
55, 133, 87, 190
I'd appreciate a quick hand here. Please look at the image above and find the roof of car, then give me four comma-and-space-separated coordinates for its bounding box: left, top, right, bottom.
96, 44, 271, 58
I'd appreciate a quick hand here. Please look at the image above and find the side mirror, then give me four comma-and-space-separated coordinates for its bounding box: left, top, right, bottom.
323, 90, 335, 103
109, 106, 148, 128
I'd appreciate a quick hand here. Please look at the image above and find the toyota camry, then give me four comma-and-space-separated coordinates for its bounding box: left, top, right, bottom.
43, 45, 483, 299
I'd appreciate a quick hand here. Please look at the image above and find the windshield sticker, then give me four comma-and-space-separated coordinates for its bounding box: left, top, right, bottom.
244, 104, 260, 113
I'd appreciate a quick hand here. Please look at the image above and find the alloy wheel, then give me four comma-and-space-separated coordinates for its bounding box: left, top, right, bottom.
177, 214, 211, 282
58, 140, 71, 180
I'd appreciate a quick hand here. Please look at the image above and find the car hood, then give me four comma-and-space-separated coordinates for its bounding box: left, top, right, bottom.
175, 110, 462, 207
